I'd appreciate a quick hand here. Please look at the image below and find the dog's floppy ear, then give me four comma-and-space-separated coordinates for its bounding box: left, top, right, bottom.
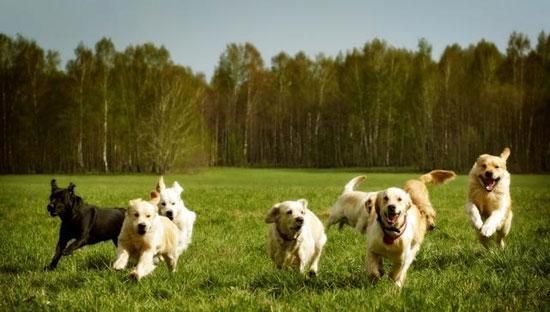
500, 147, 511, 161
297, 199, 308, 210
265, 204, 281, 223
50, 179, 58, 192
173, 181, 184, 195
68, 182, 76, 194
149, 191, 160, 206
157, 176, 166, 192
375, 192, 384, 215
365, 198, 373, 214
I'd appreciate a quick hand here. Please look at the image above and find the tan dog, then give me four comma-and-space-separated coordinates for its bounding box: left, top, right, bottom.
465, 147, 512, 249
113, 192, 180, 280
327, 176, 377, 234
265, 199, 327, 277
403, 170, 456, 230
367, 170, 455, 287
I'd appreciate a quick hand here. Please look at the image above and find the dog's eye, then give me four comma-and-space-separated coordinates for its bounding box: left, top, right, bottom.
397, 197, 402, 202
171, 202, 175, 205
286, 210, 292, 215
481, 164, 487, 169
161, 202, 166, 206
146, 214, 151, 218
134, 213, 139, 217
495, 165, 499, 169
383, 196, 388, 202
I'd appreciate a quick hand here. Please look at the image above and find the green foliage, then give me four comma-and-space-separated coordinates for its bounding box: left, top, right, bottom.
0, 169, 549, 311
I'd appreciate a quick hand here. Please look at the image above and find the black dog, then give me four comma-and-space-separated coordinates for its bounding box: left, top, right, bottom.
45, 179, 125, 270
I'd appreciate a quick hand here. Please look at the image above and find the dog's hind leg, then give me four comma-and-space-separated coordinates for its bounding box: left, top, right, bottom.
496, 211, 513, 249
163, 253, 178, 273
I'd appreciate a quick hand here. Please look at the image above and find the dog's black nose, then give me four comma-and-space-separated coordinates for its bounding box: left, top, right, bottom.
485, 171, 493, 179
295, 216, 304, 224
388, 205, 396, 212
166, 211, 173, 219
137, 223, 147, 234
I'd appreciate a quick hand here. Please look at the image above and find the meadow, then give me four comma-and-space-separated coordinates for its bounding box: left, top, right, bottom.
0, 168, 549, 311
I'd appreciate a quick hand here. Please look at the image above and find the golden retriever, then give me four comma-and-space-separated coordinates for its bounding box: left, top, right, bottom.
465, 147, 512, 248
113, 191, 180, 280
265, 199, 327, 277
366, 170, 455, 287
327, 175, 377, 234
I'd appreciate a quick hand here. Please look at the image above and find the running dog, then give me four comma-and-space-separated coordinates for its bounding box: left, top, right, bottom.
366, 170, 455, 287
156, 176, 196, 256
265, 199, 327, 277
327, 176, 377, 234
45, 180, 125, 270
113, 192, 180, 280
465, 147, 512, 249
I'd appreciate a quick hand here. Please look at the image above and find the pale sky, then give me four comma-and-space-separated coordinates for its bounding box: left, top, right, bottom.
1, 0, 549, 80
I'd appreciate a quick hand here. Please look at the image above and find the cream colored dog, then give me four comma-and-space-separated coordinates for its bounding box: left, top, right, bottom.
367, 170, 455, 287
465, 147, 512, 249
156, 176, 196, 256
327, 176, 377, 234
265, 199, 327, 276
113, 192, 180, 280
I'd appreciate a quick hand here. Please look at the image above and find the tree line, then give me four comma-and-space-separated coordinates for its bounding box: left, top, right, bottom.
1, 32, 549, 173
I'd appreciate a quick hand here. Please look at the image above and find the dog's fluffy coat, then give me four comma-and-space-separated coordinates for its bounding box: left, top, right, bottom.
156, 176, 196, 256
113, 192, 180, 280
465, 147, 513, 248
265, 199, 327, 276
327, 176, 377, 234
366, 170, 455, 287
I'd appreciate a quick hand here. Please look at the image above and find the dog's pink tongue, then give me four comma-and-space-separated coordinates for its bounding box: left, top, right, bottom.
485, 180, 496, 191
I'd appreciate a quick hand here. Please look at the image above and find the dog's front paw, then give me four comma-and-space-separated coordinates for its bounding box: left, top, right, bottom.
308, 270, 317, 278
43, 265, 55, 271
481, 222, 497, 237
129, 270, 141, 281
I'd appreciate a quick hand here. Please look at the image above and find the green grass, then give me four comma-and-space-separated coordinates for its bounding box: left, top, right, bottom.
0, 168, 549, 311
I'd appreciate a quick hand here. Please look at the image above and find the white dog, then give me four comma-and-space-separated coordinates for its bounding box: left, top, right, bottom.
465, 147, 512, 249
366, 187, 426, 288
327, 175, 377, 234
366, 170, 455, 287
113, 192, 180, 280
156, 176, 197, 256
265, 199, 327, 277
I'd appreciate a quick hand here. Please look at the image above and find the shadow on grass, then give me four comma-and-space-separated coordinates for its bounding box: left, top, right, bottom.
82, 253, 113, 271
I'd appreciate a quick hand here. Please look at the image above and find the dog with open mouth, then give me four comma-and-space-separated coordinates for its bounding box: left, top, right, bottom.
465, 147, 512, 249
366, 170, 454, 287
327, 175, 378, 234
156, 176, 196, 256
265, 199, 327, 277
113, 191, 180, 280
45, 180, 125, 270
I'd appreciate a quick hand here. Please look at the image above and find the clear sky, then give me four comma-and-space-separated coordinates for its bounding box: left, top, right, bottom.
1, 0, 549, 80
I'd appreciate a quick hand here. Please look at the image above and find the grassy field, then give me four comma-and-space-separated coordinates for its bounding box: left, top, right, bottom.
0, 168, 549, 311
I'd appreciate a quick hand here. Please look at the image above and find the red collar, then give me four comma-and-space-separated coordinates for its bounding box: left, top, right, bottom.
378, 214, 407, 245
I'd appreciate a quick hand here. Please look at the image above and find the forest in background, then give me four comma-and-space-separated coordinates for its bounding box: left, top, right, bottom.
1, 31, 549, 173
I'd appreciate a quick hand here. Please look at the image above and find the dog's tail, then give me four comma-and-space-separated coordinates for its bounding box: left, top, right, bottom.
418, 170, 456, 185
343, 175, 366, 195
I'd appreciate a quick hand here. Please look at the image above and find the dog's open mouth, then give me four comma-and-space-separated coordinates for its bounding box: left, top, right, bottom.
137, 228, 147, 235
385, 211, 400, 225
479, 176, 500, 192
292, 224, 303, 231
